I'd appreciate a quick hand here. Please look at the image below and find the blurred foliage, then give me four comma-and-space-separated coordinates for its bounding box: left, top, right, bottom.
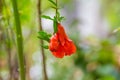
0, 0, 120, 80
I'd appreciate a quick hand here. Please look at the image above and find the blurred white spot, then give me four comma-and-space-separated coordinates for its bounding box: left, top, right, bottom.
30, 65, 42, 80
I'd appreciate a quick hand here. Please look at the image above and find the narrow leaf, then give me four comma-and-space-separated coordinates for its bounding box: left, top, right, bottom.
51, 6, 57, 9
42, 45, 49, 49
41, 15, 54, 20
38, 31, 51, 42
39, 44, 49, 49
48, 0, 57, 6
51, 6, 60, 9
58, 16, 65, 22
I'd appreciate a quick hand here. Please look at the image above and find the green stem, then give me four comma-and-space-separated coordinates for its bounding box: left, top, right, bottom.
56, 0, 58, 21
11, 0, 25, 80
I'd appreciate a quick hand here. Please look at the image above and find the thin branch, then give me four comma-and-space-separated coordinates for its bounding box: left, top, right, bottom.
37, 0, 48, 80
11, 0, 25, 80
56, 0, 58, 19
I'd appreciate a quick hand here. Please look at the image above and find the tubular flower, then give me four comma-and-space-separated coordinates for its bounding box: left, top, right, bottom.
49, 23, 76, 58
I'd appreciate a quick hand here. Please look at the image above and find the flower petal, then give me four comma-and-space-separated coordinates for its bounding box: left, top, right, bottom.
57, 23, 68, 45
51, 45, 65, 58
49, 34, 59, 51
64, 39, 76, 56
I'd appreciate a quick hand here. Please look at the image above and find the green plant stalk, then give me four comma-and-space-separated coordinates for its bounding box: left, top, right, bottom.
56, 0, 58, 21
53, 0, 58, 33
11, 0, 25, 80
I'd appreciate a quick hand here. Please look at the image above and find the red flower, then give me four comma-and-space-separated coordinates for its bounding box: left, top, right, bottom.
49, 23, 76, 58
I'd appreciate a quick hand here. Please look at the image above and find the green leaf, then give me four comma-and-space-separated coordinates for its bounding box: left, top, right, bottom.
51, 6, 60, 9
58, 16, 65, 22
38, 31, 51, 42
48, 0, 57, 6
39, 44, 49, 49
41, 15, 54, 20
51, 6, 58, 9
42, 45, 49, 49
56, 11, 65, 22
53, 16, 58, 33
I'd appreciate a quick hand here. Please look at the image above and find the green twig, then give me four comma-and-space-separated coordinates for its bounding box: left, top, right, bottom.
11, 0, 25, 80
56, 0, 58, 21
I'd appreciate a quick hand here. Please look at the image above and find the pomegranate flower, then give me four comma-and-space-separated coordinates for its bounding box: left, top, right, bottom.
49, 23, 76, 58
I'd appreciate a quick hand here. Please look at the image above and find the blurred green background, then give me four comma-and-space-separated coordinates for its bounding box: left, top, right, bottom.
0, 0, 120, 80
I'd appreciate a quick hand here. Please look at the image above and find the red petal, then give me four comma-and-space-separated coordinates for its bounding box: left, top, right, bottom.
63, 39, 76, 56
57, 23, 68, 46
51, 45, 65, 58
49, 34, 59, 51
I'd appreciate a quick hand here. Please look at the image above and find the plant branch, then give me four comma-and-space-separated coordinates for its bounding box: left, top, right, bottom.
56, 0, 58, 21
37, 0, 48, 80
11, 0, 25, 80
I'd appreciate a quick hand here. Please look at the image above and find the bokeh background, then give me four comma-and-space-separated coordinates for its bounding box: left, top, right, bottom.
0, 0, 120, 80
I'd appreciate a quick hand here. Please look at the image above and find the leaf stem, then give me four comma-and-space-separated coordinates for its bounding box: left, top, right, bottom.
56, 0, 58, 21
11, 0, 25, 80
